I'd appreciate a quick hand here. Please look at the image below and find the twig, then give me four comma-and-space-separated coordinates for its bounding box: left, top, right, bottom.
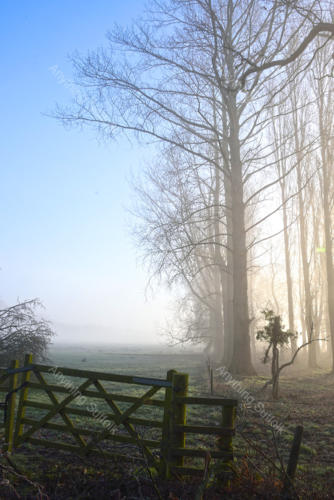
239, 430, 299, 499
195, 452, 211, 500
0, 461, 48, 499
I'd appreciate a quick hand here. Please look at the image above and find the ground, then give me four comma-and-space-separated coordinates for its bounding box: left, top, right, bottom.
0, 344, 334, 498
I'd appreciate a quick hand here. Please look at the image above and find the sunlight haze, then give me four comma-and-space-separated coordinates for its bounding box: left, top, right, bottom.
1, 1, 168, 344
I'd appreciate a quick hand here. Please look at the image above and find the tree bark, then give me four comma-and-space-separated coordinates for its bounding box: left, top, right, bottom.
212, 160, 224, 362
292, 94, 317, 368
272, 344, 279, 400
296, 159, 317, 368
319, 112, 334, 372
221, 170, 234, 366
227, 93, 255, 375
281, 178, 296, 351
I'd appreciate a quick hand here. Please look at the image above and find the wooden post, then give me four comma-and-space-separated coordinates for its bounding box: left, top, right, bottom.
216, 404, 236, 485
160, 369, 176, 479
5, 359, 19, 453
171, 372, 188, 468
282, 425, 303, 495
14, 354, 33, 447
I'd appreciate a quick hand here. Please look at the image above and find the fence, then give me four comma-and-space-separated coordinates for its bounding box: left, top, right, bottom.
0, 354, 237, 480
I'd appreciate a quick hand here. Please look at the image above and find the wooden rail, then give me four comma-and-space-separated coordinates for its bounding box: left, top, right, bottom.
1, 354, 237, 480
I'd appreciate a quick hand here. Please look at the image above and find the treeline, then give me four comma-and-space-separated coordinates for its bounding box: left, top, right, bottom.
57, 0, 334, 374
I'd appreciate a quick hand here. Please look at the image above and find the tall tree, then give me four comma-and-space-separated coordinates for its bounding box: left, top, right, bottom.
58, 0, 332, 373
312, 42, 334, 370
290, 81, 317, 367
269, 105, 297, 350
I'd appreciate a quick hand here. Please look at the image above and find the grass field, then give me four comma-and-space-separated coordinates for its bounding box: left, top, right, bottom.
2, 343, 334, 498
47, 343, 205, 381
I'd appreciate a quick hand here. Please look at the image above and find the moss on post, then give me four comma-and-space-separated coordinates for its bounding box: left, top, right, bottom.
160, 371, 189, 478
171, 372, 189, 467
160, 369, 177, 479
14, 353, 33, 447
5, 359, 19, 453
216, 404, 236, 485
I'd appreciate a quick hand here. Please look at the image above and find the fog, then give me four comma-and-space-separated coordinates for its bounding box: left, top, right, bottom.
2, 0, 334, 365
0, 1, 172, 346
2, 1, 334, 498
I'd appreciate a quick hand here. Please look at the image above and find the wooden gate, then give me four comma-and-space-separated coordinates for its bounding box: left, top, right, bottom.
1, 354, 237, 479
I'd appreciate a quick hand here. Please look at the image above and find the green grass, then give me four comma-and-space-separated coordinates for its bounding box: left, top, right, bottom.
3, 343, 334, 497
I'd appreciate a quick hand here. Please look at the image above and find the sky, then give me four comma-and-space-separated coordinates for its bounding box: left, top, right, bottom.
0, 1, 171, 344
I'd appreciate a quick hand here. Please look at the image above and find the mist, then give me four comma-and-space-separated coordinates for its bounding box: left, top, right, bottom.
2, 1, 334, 498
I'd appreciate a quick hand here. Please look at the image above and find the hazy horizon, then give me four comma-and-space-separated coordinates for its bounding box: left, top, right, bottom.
1, 1, 172, 345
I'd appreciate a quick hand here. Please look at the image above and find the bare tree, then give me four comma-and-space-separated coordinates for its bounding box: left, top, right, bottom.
57, 0, 333, 374
268, 102, 297, 351
132, 144, 228, 358
0, 299, 54, 365
311, 41, 334, 371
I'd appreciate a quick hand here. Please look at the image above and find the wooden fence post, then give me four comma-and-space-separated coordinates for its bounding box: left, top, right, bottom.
282, 425, 303, 496
216, 403, 236, 485
14, 354, 33, 447
160, 371, 188, 478
5, 359, 19, 453
160, 369, 176, 479
171, 372, 189, 469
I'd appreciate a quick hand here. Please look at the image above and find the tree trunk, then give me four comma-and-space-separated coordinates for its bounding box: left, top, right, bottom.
322, 158, 334, 371
293, 104, 317, 369
281, 178, 296, 351
211, 160, 224, 362
248, 265, 256, 360
297, 163, 317, 368
272, 344, 279, 400
221, 270, 233, 365
298, 247, 307, 348
227, 94, 255, 375
221, 172, 234, 366
318, 96, 334, 372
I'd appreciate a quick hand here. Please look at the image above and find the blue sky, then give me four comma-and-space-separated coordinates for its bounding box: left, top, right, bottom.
1, 1, 170, 343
